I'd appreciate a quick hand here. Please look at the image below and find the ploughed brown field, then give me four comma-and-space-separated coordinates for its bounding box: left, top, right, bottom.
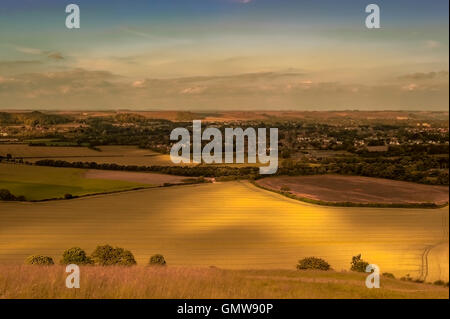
256, 175, 449, 205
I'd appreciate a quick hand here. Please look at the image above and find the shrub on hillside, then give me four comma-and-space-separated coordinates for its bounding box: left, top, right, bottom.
149, 254, 167, 266
433, 280, 445, 286
25, 255, 54, 265
382, 272, 395, 279
0, 189, 15, 200
60, 247, 93, 265
297, 257, 331, 271
0, 189, 25, 201
350, 254, 369, 272
400, 274, 413, 281
91, 245, 137, 266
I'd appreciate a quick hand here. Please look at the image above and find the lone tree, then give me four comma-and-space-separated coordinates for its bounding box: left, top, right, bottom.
25, 255, 54, 265
297, 257, 331, 271
91, 245, 137, 266
350, 254, 369, 272
149, 254, 167, 266
60, 247, 93, 265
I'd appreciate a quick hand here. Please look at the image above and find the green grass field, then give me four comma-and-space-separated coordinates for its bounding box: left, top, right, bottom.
0, 163, 147, 200
0, 265, 447, 299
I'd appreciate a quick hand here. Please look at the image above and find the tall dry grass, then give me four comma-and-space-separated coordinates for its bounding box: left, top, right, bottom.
0, 265, 448, 299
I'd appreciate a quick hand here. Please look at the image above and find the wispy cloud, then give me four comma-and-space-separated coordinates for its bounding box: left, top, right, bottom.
399, 71, 448, 81
14, 45, 64, 60
425, 40, 441, 49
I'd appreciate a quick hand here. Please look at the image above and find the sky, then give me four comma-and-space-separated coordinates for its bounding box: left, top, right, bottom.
0, 0, 448, 111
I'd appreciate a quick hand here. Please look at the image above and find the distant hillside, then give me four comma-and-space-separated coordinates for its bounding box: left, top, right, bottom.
0, 111, 72, 126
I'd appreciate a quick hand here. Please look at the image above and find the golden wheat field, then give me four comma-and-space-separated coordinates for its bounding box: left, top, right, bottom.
0, 181, 448, 282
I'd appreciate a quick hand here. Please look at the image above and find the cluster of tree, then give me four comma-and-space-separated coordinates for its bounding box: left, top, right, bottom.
68, 117, 175, 153
296, 254, 370, 272
34, 159, 260, 178
0, 154, 13, 162
322, 157, 449, 185
356, 144, 449, 157
0, 189, 26, 201
32, 155, 448, 185
296, 257, 331, 271
25, 245, 167, 267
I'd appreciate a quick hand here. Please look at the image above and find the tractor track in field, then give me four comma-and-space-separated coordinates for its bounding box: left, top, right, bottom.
418, 209, 449, 282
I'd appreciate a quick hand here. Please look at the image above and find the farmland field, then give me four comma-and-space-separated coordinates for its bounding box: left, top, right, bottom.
0, 163, 187, 200
0, 266, 447, 299
0, 144, 177, 166
83, 170, 190, 185
0, 144, 265, 167
256, 175, 449, 205
0, 181, 447, 282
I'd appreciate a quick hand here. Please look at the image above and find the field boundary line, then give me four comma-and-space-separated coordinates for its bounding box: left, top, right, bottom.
250, 180, 449, 209
419, 209, 449, 282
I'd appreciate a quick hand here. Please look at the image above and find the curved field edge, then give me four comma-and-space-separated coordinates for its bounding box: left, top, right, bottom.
1, 181, 448, 282
251, 181, 449, 209
0, 163, 208, 201
422, 242, 450, 282
0, 266, 448, 299
4, 182, 209, 203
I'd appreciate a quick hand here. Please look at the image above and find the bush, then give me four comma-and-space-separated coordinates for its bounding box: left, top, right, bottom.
60, 247, 93, 265
91, 245, 137, 266
149, 254, 167, 266
433, 280, 445, 286
0, 189, 15, 201
400, 274, 413, 281
382, 272, 395, 279
350, 254, 369, 272
297, 257, 331, 271
64, 193, 73, 199
0, 189, 25, 201
25, 255, 54, 265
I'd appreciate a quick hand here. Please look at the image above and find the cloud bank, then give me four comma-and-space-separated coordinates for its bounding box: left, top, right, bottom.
0, 68, 447, 111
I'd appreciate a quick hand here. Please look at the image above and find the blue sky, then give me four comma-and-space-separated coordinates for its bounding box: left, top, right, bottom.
0, 0, 448, 110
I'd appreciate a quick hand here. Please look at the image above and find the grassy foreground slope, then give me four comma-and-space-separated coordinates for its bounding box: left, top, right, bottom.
0, 266, 447, 299
0, 181, 448, 282
0, 163, 149, 200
